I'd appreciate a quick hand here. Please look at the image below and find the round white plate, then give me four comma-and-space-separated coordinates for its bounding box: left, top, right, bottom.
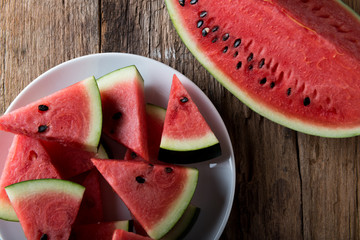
0, 53, 235, 240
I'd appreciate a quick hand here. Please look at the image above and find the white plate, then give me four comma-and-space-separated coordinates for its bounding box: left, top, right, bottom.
0, 53, 235, 240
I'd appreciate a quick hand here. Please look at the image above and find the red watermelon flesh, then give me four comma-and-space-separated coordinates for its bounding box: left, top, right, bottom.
0, 135, 61, 221
97, 66, 149, 161
124, 103, 166, 162
0, 76, 102, 152
112, 229, 152, 240
5, 179, 85, 240
165, 0, 360, 137
91, 158, 198, 240
159, 74, 221, 163
70, 220, 130, 240
41, 140, 108, 179
73, 169, 103, 224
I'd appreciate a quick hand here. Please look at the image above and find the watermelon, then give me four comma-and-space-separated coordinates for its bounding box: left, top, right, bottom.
0, 76, 102, 152
0, 135, 61, 221
112, 229, 152, 240
70, 220, 130, 240
91, 158, 198, 240
41, 140, 108, 179
125, 103, 166, 162
165, 0, 360, 137
158, 74, 221, 163
5, 179, 85, 240
97, 66, 149, 160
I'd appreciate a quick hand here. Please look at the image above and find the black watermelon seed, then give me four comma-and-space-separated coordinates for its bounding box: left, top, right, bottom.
304, 97, 311, 106
270, 82, 275, 88
259, 58, 265, 68
148, 163, 154, 167
179, 0, 185, 6
165, 167, 173, 173
236, 61, 242, 69
248, 64, 253, 70
199, 11, 207, 18
180, 97, 189, 103
136, 176, 145, 184
233, 51, 238, 58
222, 46, 228, 53
287, 88, 291, 96
222, 33, 230, 41
202, 28, 209, 36
234, 39, 241, 48
212, 26, 219, 32
112, 112, 122, 120
38, 125, 48, 133
40, 234, 48, 240
38, 105, 49, 112
212, 37, 218, 43
197, 20, 203, 28
190, 0, 198, 4
260, 78, 267, 85
131, 152, 137, 159
247, 53, 254, 62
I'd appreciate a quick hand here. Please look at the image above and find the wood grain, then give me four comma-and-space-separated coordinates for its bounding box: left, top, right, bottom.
1, 0, 360, 239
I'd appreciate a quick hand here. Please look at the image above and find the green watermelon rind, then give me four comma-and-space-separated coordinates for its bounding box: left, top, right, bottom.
0, 198, 18, 221
5, 179, 85, 202
165, 0, 360, 138
146, 103, 166, 122
147, 167, 198, 240
160, 132, 219, 151
82, 76, 103, 152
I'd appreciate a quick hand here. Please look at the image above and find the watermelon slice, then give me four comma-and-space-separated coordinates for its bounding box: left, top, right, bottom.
41, 140, 108, 179
5, 179, 85, 240
97, 66, 149, 161
91, 158, 198, 240
0, 135, 61, 221
158, 75, 221, 163
165, 0, 360, 137
112, 229, 152, 240
0, 76, 102, 152
125, 103, 166, 162
70, 220, 130, 240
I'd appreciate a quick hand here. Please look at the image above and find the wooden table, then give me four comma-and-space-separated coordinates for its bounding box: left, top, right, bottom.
1, 1, 359, 239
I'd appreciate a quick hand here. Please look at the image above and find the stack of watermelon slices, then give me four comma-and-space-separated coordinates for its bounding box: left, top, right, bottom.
0, 65, 221, 239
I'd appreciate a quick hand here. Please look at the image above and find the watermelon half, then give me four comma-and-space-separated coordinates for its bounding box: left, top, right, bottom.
91, 158, 198, 240
0, 135, 61, 221
159, 74, 221, 163
0, 76, 102, 152
165, 0, 360, 137
97, 65, 149, 161
5, 179, 85, 240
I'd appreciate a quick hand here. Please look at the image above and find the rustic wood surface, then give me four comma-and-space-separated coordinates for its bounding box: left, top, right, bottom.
1, 0, 360, 239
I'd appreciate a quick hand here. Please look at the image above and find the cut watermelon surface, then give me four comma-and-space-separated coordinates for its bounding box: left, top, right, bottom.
165, 0, 360, 137
97, 66, 149, 161
112, 229, 152, 240
159, 75, 221, 163
70, 220, 130, 240
91, 158, 198, 240
5, 179, 85, 240
0, 76, 102, 152
0, 135, 61, 221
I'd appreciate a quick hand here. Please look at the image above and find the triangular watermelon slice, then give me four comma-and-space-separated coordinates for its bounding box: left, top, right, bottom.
0, 76, 102, 152
97, 66, 149, 161
124, 103, 166, 162
112, 229, 152, 240
91, 158, 198, 240
5, 179, 85, 240
70, 220, 130, 240
158, 74, 221, 163
0, 135, 61, 221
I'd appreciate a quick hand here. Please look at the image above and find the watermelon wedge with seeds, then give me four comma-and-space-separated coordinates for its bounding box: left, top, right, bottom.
0, 135, 61, 221
5, 179, 85, 240
0, 76, 102, 152
158, 74, 221, 163
91, 158, 198, 240
97, 66, 149, 161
